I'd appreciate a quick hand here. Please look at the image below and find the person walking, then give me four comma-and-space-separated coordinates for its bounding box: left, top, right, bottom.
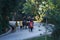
29, 20, 34, 32
22, 16, 27, 29
20, 21, 23, 29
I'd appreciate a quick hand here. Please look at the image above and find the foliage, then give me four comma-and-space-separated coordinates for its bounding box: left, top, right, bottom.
26, 36, 52, 40
0, 0, 20, 34
46, 0, 60, 40
22, 0, 36, 16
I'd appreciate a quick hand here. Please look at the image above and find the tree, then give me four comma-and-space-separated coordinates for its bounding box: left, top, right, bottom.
49, 0, 60, 40
0, 0, 20, 34
22, 0, 45, 21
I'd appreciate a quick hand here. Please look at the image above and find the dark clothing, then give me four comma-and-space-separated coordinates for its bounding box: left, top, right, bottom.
20, 26, 23, 29
22, 20, 26, 26
29, 26, 33, 32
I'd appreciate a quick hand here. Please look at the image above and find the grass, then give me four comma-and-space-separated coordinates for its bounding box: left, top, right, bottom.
25, 35, 53, 40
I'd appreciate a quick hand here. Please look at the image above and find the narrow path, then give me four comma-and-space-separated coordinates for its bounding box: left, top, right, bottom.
0, 22, 52, 40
